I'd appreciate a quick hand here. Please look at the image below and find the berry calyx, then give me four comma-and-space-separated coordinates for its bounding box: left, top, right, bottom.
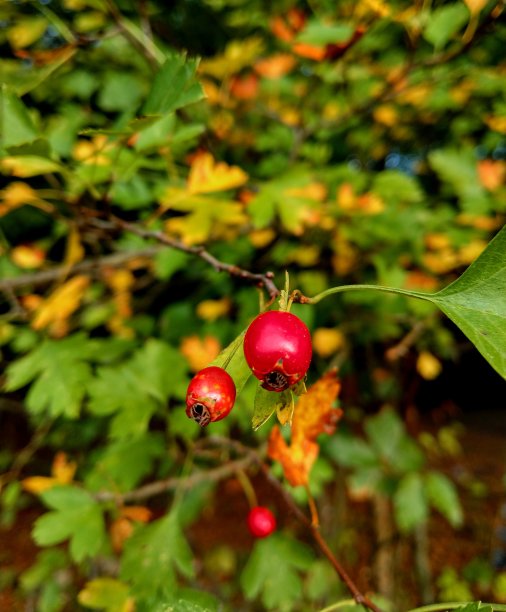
243, 310, 312, 392
247, 506, 277, 538
185, 366, 236, 427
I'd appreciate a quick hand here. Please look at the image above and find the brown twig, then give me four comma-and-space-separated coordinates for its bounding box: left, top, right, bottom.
91, 216, 281, 301
0, 247, 162, 292
95, 453, 256, 503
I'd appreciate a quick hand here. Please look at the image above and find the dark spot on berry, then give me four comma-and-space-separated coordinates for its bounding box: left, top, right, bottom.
263, 370, 288, 391
190, 403, 211, 426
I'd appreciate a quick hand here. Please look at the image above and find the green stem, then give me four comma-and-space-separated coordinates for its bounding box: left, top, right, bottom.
407, 603, 506, 612
303, 284, 434, 305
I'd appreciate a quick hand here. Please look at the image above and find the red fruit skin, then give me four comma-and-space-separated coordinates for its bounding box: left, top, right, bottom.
243, 311, 312, 392
247, 506, 277, 538
185, 366, 236, 427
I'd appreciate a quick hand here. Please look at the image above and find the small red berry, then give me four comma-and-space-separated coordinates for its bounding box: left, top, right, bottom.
243, 310, 312, 392
185, 366, 236, 427
247, 506, 277, 538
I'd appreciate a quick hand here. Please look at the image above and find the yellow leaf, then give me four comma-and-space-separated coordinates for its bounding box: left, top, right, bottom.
180, 335, 221, 372
463, 0, 488, 14
32, 275, 90, 331
196, 298, 231, 321
1, 157, 62, 177
22, 476, 58, 495
64, 224, 85, 270
187, 151, 248, 194
248, 228, 276, 248
22, 452, 76, 494
199, 38, 264, 79
417, 351, 442, 380
0, 182, 53, 216
285, 182, 327, 202
268, 371, 342, 487
312, 328, 346, 358
11, 244, 45, 269
458, 239, 487, 265
373, 104, 398, 127
52, 452, 77, 485
7, 17, 48, 49
486, 115, 506, 134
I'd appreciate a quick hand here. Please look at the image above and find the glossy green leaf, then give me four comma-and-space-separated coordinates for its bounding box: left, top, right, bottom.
252, 386, 292, 430
210, 330, 251, 394
429, 224, 506, 380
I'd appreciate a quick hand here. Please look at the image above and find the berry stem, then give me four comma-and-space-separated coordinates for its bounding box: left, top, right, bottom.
236, 468, 258, 509
293, 284, 434, 305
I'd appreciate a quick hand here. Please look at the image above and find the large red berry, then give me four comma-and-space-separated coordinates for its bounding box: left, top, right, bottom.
185, 366, 236, 427
247, 506, 276, 538
243, 310, 312, 392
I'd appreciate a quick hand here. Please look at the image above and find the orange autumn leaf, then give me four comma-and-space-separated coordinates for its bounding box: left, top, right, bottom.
187, 151, 248, 194
121, 506, 152, 522
229, 73, 259, 100
477, 159, 506, 191
22, 452, 77, 495
254, 54, 297, 79
268, 371, 342, 487
292, 42, 327, 61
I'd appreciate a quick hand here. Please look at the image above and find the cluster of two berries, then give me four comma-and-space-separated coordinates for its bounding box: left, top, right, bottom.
185, 310, 312, 427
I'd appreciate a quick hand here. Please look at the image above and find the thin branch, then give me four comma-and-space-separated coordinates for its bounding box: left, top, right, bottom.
204, 437, 382, 612
94, 453, 257, 503
0, 247, 162, 292
91, 216, 281, 301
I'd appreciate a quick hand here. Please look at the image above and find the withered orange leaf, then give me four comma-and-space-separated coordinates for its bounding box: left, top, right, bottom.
268, 370, 342, 486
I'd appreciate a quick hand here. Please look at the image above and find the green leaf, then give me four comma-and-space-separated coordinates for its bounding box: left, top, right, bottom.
33, 486, 105, 563
252, 386, 292, 430
240, 533, 313, 610
20, 550, 67, 592
428, 148, 489, 212
97, 72, 145, 112
210, 330, 251, 394
4, 335, 94, 419
425, 471, 463, 527
372, 170, 423, 204
296, 21, 354, 45
78, 578, 131, 612
143, 53, 204, 116
424, 4, 470, 50
85, 434, 165, 493
393, 472, 428, 533
276, 390, 295, 426
453, 604, 494, 612
120, 510, 194, 599
364, 408, 404, 464
0, 86, 38, 148
429, 224, 506, 379
323, 432, 378, 469
87, 339, 186, 437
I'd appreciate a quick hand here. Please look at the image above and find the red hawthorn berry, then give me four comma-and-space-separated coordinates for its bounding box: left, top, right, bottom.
247, 506, 277, 538
243, 310, 312, 392
185, 366, 236, 427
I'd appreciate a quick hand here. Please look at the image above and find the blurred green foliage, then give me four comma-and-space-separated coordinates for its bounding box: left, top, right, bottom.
0, 0, 505, 610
